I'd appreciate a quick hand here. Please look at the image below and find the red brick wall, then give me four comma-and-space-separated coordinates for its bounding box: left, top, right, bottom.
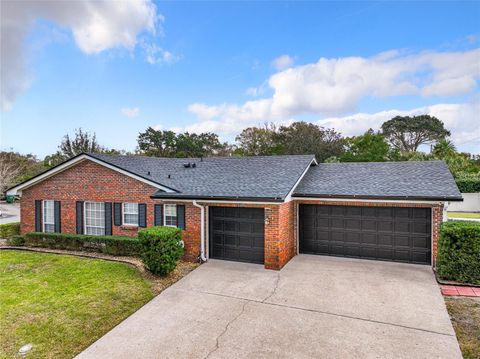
20, 160, 204, 261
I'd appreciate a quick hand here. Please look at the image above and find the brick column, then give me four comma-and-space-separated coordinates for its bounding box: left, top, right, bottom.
431, 204, 444, 267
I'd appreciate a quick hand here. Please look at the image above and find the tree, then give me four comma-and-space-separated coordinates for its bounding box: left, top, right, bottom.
0, 152, 22, 195
381, 115, 450, 152
137, 128, 178, 157
340, 129, 389, 162
175, 132, 230, 157
277, 122, 345, 162
235, 124, 283, 156
59, 128, 104, 158
137, 127, 231, 158
432, 138, 457, 159
0, 151, 46, 194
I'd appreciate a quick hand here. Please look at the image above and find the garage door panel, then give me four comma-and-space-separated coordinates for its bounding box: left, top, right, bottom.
394, 221, 410, 233
331, 206, 345, 216
362, 233, 376, 244
299, 204, 431, 265
394, 236, 410, 247
346, 219, 361, 230
362, 207, 377, 218
362, 220, 377, 231
345, 232, 361, 242
209, 207, 265, 264
317, 218, 330, 228
346, 206, 362, 217
378, 234, 393, 245
378, 221, 393, 232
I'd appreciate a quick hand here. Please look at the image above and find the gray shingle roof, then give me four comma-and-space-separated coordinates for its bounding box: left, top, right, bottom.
90, 153, 315, 201
293, 161, 462, 201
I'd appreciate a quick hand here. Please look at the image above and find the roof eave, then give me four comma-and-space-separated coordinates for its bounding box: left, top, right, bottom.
150, 194, 285, 203
292, 193, 464, 202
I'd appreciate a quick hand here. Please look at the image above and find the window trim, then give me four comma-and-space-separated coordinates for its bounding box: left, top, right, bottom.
84, 201, 106, 236
164, 204, 177, 227
42, 200, 55, 233
122, 202, 139, 226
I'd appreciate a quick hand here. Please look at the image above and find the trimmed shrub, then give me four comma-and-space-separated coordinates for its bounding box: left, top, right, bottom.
455, 178, 480, 193
22, 232, 141, 256
138, 226, 184, 276
0, 222, 20, 239
436, 221, 480, 285
7, 235, 25, 246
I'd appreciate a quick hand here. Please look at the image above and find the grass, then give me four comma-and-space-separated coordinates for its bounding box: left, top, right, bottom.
0, 250, 154, 359
448, 212, 480, 219
445, 297, 480, 359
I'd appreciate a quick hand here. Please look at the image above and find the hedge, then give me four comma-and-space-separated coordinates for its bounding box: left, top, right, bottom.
18, 232, 141, 256
0, 222, 20, 239
436, 221, 480, 285
139, 226, 184, 276
455, 178, 480, 193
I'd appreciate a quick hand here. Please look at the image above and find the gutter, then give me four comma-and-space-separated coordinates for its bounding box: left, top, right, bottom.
292, 193, 464, 202
150, 194, 285, 202
192, 201, 207, 262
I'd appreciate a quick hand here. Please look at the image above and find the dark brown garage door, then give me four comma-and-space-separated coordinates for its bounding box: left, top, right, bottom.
299, 205, 432, 264
209, 207, 265, 264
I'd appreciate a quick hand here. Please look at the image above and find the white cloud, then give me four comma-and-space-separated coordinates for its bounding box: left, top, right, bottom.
319, 99, 480, 152
121, 107, 140, 118
142, 41, 179, 65
271, 55, 295, 71
1, 0, 159, 111
187, 48, 480, 129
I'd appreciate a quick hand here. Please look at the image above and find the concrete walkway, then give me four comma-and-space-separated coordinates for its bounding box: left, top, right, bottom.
77, 255, 461, 359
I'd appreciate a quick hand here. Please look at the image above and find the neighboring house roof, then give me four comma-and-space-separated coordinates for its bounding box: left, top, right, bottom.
293, 161, 463, 201
90, 153, 316, 201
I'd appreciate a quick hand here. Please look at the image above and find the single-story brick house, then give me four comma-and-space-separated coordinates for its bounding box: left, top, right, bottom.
7, 153, 462, 269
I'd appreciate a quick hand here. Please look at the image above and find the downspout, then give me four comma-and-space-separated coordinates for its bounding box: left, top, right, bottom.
192, 201, 207, 262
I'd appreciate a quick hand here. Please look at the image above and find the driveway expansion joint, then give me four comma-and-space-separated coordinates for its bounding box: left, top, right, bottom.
179, 287, 455, 338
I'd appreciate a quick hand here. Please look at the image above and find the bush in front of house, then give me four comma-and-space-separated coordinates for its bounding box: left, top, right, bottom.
7, 235, 25, 246
22, 232, 142, 256
0, 222, 20, 239
138, 226, 184, 276
436, 221, 480, 285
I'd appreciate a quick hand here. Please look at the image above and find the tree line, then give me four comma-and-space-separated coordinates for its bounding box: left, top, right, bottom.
1, 115, 479, 194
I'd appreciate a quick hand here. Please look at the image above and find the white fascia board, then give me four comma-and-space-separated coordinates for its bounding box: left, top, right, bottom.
284, 158, 317, 202
293, 197, 445, 205
7, 154, 175, 196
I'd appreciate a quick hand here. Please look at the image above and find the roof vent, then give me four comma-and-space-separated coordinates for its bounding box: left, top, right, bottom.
168, 174, 171, 179
183, 163, 191, 168
147, 171, 151, 176
192, 163, 196, 168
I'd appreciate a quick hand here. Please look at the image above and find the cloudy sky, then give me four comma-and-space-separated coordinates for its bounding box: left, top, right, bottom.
1, 1, 479, 157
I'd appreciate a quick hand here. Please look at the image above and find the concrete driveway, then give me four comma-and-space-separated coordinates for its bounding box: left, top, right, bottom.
77, 255, 461, 359
0, 202, 20, 225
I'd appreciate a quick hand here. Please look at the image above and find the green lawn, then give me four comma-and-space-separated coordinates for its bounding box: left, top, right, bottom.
448, 212, 480, 219
445, 297, 480, 359
0, 250, 153, 359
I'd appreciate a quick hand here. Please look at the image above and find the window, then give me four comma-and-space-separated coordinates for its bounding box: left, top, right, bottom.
164, 204, 177, 227
123, 203, 139, 226
84, 201, 105, 235
43, 200, 55, 233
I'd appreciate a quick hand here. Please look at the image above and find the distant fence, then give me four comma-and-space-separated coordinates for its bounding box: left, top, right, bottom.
448, 193, 480, 212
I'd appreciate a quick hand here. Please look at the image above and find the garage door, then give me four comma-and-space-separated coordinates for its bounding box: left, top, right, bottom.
299, 205, 431, 264
209, 207, 265, 264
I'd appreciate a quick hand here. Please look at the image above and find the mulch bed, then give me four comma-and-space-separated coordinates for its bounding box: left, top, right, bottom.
0, 245, 200, 295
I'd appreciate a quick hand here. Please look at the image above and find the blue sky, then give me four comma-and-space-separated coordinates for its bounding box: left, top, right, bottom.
1, 1, 479, 158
